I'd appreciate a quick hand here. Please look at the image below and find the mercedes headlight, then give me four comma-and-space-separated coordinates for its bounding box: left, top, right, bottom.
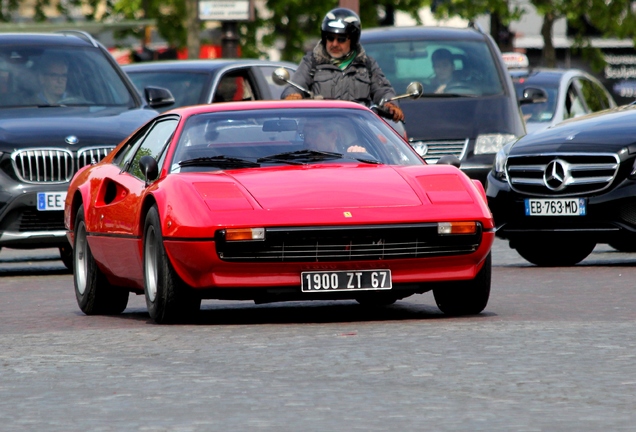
493, 141, 514, 180
474, 133, 517, 155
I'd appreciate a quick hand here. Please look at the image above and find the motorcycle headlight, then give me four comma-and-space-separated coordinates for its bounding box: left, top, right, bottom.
493, 141, 514, 180
474, 133, 517, 155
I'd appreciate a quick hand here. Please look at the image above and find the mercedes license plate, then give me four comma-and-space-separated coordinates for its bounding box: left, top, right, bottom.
524, 198, 586, 216
37, 192, 67, 211
301, 269, 392, 292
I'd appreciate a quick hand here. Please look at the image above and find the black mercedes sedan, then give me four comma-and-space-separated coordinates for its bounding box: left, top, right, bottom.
123, 59, 297, 112
487, 104, 636, 266
0, 32, 171, 268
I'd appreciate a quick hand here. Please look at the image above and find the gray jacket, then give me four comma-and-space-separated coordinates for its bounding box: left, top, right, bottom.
281, 42, 397, 107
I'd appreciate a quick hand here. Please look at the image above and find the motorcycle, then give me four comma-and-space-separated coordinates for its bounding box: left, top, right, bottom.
271, 68, 423, 137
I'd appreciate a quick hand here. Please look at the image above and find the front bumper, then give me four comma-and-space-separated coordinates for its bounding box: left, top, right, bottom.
486, 171, 636, 243
163, 230, 495, 293
0, 185, 69, 249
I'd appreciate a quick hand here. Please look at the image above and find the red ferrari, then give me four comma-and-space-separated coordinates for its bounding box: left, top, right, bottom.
64, 100, 494, 323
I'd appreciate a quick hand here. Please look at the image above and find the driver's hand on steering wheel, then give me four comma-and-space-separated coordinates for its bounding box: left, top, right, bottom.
347, 145, 367, 153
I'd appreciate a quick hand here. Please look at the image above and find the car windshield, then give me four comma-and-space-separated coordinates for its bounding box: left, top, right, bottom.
127, 71, 210, 113
364, 40, 505, 97
0, 46, 134, 108
171, 108, 424, 172
514, 83, 558, 122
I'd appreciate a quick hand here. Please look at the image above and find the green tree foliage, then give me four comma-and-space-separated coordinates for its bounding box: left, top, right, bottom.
0, 0, 20, 23
245, 0, 426, 62
111, 0, 188, 49
13, 0, 636, 70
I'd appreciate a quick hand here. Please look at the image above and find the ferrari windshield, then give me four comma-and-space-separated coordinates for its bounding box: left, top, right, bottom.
171, 108, 424, 172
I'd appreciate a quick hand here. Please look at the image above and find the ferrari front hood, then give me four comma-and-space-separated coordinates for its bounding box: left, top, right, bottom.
226, 164, 422, 210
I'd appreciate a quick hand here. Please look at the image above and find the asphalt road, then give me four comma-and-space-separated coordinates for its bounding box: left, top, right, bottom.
1, 240, 636, 431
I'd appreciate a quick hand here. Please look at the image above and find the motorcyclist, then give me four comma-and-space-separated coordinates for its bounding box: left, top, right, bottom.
281, 8, 404, 123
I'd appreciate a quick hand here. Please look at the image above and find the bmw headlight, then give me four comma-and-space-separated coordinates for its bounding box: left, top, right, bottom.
474, 133, 517, 155
493, 141, 514, 180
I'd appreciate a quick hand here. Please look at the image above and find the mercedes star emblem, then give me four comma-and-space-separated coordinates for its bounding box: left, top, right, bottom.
543, 159, 568, 191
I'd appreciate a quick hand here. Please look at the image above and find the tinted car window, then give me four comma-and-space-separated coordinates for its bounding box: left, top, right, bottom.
364, 41, 504, 96
565, 84, 586, 119
0, 46, 133, 107
254, 65, 296, 100
577, 78, 604, 112
213, 70, 256, 103
128, 118, 178, 179
515, 85, 558, 122
127, 71, 209, 110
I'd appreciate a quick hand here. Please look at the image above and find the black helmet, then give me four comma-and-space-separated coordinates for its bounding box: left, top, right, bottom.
321, 8, 361, 48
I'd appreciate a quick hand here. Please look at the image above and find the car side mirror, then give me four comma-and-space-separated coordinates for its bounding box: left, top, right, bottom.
139, 155, 159, 184
436, 155, 461, 168
144, 86, 175, 109
519, 87, 548, 106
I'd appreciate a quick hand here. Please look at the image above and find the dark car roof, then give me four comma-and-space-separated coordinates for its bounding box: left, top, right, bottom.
123, 59, 296, 73
0, 32, 99, 47
512, 103, 636, 152
361, 26, 488, 43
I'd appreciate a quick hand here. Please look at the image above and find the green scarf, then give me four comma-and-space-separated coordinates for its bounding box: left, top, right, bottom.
331, 50, 357, 70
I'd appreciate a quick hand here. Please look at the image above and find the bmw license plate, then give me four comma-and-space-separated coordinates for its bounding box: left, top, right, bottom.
37, 192, 67, 211
301, 269, 392, 292
524, 198, 586, 216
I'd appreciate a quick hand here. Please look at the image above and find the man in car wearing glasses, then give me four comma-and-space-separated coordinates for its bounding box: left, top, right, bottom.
37, 55, 71, 104
282, 8, 404, 123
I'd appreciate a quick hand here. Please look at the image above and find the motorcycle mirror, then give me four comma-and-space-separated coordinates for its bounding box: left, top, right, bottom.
272, 67, 314, 97
406, 82, 423, 99
387, 81, 424, 102
272, 68, 291, 86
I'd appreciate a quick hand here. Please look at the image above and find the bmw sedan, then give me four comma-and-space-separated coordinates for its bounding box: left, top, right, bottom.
0, 32, 171, 268
487, 103, 636, 265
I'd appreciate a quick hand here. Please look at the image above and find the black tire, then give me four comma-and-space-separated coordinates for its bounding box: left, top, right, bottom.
59, 244, 73, 271
609, 238, 636, 253
74, 205, 129, 315
143, 206, 201, 324
433, 253, 491, 316
514, 240, 595, 266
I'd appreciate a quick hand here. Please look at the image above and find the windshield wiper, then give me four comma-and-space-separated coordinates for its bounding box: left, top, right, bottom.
349, 155, 381, 164
257, 149, 343, 165
179, 155, 260, 169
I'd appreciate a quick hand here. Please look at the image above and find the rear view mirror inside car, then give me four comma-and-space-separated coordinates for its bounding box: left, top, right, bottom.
262, 119, 298, 132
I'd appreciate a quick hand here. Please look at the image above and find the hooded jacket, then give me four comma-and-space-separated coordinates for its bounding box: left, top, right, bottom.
281, 42, 397, 107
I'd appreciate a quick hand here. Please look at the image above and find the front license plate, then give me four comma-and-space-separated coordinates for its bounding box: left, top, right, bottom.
301, 269, 392, 292
37, 192, 67, 211
524, 198, 586, 216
